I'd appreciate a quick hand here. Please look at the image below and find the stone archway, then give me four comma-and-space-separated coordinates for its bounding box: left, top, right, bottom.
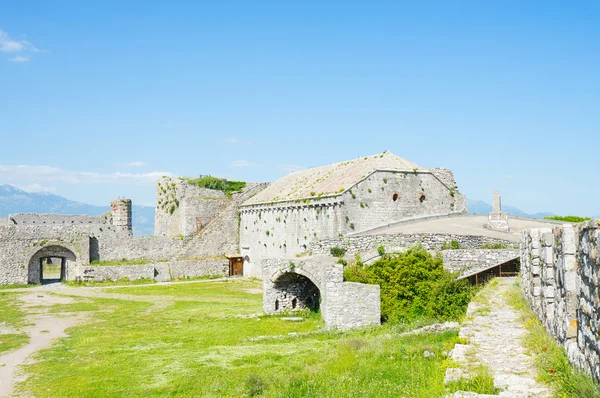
272, 272, 321, 312
28, 245, 77, 284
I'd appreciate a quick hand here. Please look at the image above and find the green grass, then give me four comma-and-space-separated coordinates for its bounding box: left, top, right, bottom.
544, 215, 591, 223
63, 277, 157, 287
0, 283, 36, 290
13, 279, 464, 397
506, 280, 600, 398
0, 291, 30, 354
446, 365, 500, 395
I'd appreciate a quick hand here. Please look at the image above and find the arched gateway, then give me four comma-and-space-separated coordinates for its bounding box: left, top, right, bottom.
28, 245, 78, 284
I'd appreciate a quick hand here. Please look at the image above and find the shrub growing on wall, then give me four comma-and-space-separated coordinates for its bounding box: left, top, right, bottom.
344, 246, 474, 323
185, 176, 246, 197
330, 247, 346, 258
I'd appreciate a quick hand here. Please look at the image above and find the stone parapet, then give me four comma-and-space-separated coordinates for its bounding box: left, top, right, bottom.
520, 221, 600, 382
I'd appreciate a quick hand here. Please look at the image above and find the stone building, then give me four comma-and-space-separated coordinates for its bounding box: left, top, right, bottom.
0, 180, 267, 285
239, 151, 468, 277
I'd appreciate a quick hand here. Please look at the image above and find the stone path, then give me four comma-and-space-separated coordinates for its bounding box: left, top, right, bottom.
445, 277, 552, 397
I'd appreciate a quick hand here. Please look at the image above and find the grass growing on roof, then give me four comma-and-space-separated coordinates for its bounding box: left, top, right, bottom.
185, 176, 246, 197
14, 279, 464, 397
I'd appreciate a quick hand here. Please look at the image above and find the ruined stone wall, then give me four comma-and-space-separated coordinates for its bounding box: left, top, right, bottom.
0, 225, 90, 285
154, 177, 230, 238
262, 257, 380, 330
342, 170, 467, 234
8, 213, 111, 226
521, 222, 600, 382
442, 249, 519, 273
69, 259, 229, 283
311, 232, 516, 256
183, 183, 269, 260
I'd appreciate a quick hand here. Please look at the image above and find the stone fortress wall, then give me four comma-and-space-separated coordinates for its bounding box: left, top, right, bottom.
240, 168, 467, 278
261, 257, 380, 330
0, 182, 267, 285
310, 232, 517, 256
521, 221, 600, 382
72, 258, 230, 283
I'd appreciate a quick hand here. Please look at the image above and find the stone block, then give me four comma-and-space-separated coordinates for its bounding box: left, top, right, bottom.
562, 227, 577, 255
543, 232, 554, 247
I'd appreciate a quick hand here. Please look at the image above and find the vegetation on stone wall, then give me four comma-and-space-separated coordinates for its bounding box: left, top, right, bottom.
441, 240, 460, 250
544, 215, 591, 223
157, 180, 179, 214
344, 246, 474, 323
330, 247, 346, 258
506, 282, 600, 398
185, 176, 246, 197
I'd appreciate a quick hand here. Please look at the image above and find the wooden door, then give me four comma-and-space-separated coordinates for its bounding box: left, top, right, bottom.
229, 257, 243, 276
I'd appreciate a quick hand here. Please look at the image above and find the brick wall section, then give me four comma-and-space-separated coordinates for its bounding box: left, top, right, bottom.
521, 221, 600, 382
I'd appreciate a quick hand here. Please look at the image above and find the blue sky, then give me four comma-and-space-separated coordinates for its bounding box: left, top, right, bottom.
1, 1, 598, 215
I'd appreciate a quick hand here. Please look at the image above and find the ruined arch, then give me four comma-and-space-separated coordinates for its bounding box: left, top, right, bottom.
28, 245, 78, 284
271, 271, 321, 313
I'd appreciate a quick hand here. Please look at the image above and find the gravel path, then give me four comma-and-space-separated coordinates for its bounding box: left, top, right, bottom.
445, 277, 551, 397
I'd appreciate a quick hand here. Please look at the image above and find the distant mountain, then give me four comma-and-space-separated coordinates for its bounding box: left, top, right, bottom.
0, 185, 155, 236
467, 198, 553, 219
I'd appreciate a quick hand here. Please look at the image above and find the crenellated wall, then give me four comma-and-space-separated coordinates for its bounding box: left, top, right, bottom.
520, 221, 600, 382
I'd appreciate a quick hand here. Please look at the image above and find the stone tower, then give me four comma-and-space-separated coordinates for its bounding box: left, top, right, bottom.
110, 199, 132, 234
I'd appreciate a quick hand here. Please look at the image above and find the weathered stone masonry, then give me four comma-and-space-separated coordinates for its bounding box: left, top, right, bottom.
240, 152, 468, 278
262, 257, 380, 330
521, 221, 600, 382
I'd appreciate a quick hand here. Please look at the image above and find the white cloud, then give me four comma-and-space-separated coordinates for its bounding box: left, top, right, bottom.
16, 183, 56, 193
9, 56, 28, 63
225, 138, 239, 144
278, 164, 305, 174
1, 29, 45, 63
0, 164, 173, 186
231, 160, 259, 168
114, 161, 146, 167
0, 30, 26, 52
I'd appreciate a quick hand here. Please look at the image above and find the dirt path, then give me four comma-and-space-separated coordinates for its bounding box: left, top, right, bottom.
0, 291, 84, 397
0, 279, 256, 396
445, 277, 551, 398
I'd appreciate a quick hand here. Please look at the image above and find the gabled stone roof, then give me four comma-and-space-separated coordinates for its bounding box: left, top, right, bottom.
242, 151, 423, 206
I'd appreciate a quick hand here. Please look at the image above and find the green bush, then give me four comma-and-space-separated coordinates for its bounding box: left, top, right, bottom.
377, 245, 385, 256
442, 240, 460, 250
185, 176, 246, 197
544, 215, 591, 223
330, 247, 346, 258
344, 246, 474, 323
